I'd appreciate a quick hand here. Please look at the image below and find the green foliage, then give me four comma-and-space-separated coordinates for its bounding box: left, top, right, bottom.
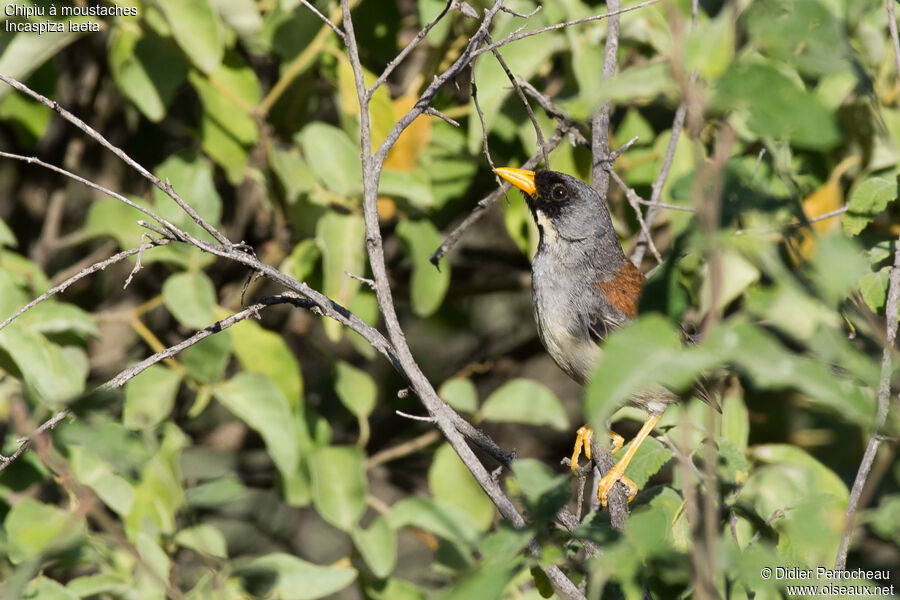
1, 0, 899, 597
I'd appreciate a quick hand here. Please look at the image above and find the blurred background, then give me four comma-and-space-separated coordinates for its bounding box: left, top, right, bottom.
0, 0, 899, 598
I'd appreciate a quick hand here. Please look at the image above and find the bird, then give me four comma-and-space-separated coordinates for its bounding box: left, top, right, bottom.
493, 166, 676, 508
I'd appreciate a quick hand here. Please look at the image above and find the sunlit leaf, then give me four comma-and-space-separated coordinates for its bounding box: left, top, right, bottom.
481, 378, 568, 431
214, 373, 300, 478
123, 364, 183, 430
350, 517, 397, 578
396, 219, 450, 316
309, 445, 367, 531
428, 443, 494, 530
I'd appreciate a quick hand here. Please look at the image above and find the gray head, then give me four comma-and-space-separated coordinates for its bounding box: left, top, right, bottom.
494, 167, 625, 269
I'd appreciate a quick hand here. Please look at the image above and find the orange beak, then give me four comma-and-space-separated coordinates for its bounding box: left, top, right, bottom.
493, 167, 537, 197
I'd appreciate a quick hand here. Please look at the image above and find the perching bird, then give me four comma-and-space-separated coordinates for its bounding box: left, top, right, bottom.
493, 166, 676, 508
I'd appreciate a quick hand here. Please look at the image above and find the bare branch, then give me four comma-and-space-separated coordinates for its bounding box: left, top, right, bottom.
0, 74, 230, 247
299, 0, 346, 42
607, 169, 664, 264
0, 238, 171, 335
590, 0, 620, 200
474, 0, 660, 58
368, 0, 454, 96
343, 1, 585, 595
834, 208, 900, 570
487, 33, 548, 167
0, 295, 306, 473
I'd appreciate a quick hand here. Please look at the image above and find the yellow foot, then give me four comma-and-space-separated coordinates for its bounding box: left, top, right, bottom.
570, 426, 593, 474
609, 430, 624, 455
597, 468, 638, 508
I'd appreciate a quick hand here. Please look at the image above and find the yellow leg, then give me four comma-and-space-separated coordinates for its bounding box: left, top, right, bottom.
570, 426, 593, 473
597, 414, 662, 508
571, 427, 626, 473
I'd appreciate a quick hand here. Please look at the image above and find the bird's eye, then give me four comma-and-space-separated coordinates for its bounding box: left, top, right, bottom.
551, 183, 568, 201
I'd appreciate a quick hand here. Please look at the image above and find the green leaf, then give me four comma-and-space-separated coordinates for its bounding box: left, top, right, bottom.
297, 123, 363, 198
123, 364, 183, 430
709, 318, 876, 426
229, 317, 303, 407
721, 393, 750, 451
699, 248, 760, 315
270, 146, 316, 204
213, 373, 300, 478
621, 436, 672, 488
24, 577, 78, 600
69, 445, 135, 516
17, 301, 99, 338
364, 577, 426, 600
108, 26, 187, 122
181, 331, 231, 384
865, 494, 900, 541
438, 377, 478, 413
175, 524, 228, 558
387, 497, 482, 548
152, 153, 223, 241
843, 177, 897, 236
124, 424, 187, 538
380, 169, 435, 209
467, 18, 564, 152
184, 475, 246, 508
0, 323, 88, 407
439, 565, 515, 600
396, 219, 450, 316
0, 218, 16, 247
350, 517, 397, 578
428, 443, 495, 530
316, 212, 366, 341
0, 28, 83, 103
157, 0, 223, 73
82, 196, 148, 250
745, 0, 851, 77
5, 499, 85, 563
480, 378, 568, 431
810, 234, 869, 304
240, 553, 357, 600
335, 360, 377, 418
65, 574, 130, 598
713, 61, 840, 150
162, 271, 217, 329
281, 238, 321, 282
859, 267, 890, 314
308, 445, 367, 531
684, 7, 734, 79
586, 316, 720, 426
188, 51, 260, 146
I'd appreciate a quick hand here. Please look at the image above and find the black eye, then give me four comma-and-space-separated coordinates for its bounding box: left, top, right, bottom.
550, 183, 568, 201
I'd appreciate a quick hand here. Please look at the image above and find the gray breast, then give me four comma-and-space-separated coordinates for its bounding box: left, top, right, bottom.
531, 249, 602, 385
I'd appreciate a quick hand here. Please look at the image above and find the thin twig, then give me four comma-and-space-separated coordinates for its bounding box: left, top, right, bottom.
299, 0, 346, 41
608, 170, 664, 264
0, 238, 170, 335
368, 0, 454, 96
342, 1, 585, 595
0, 75, 230, 247
430, 124, 568, 265
834, 230, 900, 567
367, 430, 442, 468
0, 295, 305, 474
473, 0, 660, 58
486, 33, 548, 167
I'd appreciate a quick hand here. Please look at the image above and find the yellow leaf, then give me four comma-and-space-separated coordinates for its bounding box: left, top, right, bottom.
335, 53, 394, 148
384, 93, 432, 171
794, 156, 858, 261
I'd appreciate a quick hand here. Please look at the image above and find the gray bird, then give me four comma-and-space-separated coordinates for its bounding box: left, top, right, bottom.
494, 166, 674, 507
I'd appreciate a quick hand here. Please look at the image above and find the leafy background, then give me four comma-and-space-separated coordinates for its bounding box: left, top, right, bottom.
0, 0, 899, 598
